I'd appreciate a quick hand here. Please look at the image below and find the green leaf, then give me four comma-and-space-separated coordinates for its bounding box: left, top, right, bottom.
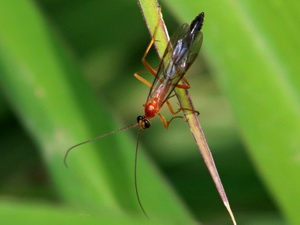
0, 0, 194, 223
0, 200, 175, 225
164, 0, 300, 224
138, 1, 236, 224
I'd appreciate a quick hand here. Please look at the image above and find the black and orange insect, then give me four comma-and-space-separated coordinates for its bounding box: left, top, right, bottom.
65, 12, 205, 217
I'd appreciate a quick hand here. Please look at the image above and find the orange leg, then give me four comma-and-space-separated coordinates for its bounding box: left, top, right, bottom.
157, 113, 182, 129
141, 39, 157, 76
139, 16, 161, 76
158, 108, 199, 129
182, 78, 191, 88
133, 24, 159, 86
133, 15, 192, 90
175, 78, 191, 89
133, 73, 152, 88
166, 100, 200, 116
166, 100, 179, 115
175, 82, 190, 89
158, 98, 199, 129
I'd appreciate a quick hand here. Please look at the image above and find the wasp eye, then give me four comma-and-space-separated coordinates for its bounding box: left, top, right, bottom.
144, 120, 151, 129
137, 115, 143, 123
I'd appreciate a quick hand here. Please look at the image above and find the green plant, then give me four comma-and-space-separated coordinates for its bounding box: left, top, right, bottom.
0, 0, 298, 224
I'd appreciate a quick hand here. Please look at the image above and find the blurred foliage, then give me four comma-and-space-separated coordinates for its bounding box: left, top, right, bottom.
0, 0, 298, 224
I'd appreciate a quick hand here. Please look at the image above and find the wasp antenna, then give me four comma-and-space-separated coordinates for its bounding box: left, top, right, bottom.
64, 122, 139, 167
134, 127, 149, 218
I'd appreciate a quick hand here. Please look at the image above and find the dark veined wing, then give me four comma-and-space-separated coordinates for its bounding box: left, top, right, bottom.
160, 31, 203, 107
146, 23, 189, 101
178, 31, 203, 74
146, 13, 204, 106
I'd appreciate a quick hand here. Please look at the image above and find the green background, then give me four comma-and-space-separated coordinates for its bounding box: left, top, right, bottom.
0, 0, 299, 224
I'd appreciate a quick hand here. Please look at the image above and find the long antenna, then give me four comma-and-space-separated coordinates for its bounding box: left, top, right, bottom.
134, 127, 149, 218
64, 122, 139, 167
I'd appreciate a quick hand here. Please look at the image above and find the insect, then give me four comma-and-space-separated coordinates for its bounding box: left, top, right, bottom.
65, 12, 205, 217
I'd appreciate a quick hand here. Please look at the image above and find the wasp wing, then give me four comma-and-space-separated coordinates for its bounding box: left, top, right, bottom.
146, 23, 190, 102
146, 23, 203, 107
